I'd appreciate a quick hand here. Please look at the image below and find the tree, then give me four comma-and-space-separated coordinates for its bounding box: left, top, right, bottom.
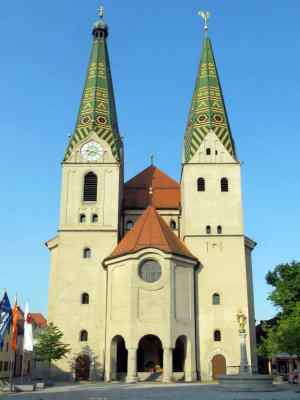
266, 261, 300, 315
34, 323, 70, 377
275, 304, 300, 358
257, 323, 280, 360
259, 262, 300, 374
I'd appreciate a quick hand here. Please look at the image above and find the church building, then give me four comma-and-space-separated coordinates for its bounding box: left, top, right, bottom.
47, 9, 257, 382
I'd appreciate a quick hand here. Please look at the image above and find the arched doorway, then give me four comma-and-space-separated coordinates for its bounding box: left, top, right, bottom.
212, 354, 226, 380
173, 336, 187, 372
137, 335, 163, 372
111, 335, 128, 380
75, 354, 91, 381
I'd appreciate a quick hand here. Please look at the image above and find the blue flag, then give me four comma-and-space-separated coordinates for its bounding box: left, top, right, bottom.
0, 292, 12, 349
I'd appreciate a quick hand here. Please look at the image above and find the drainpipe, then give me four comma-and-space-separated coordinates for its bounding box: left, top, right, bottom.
194, 264, 200, 380
103, 262, 109, 381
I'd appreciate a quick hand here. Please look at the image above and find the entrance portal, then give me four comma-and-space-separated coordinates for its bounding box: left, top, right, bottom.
110, 335, 128, 380
173, 335, 187, 372
75, 354, 91, 381
212, 354, 226, 379
137, 335, 163, 372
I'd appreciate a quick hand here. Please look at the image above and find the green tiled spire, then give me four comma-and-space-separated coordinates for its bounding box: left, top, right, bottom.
64, 15, 122, 162
184, 36, 236, 162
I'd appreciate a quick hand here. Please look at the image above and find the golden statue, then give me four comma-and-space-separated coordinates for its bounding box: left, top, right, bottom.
237, 311, 247, 333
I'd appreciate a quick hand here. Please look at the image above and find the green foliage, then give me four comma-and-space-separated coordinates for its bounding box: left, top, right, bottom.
260, 261, 300, 358
257, 323, 280, 359
275, 304, 300, 357
266, 261, 300, 315
34, 323, 70, 365
259, 304, 300, 359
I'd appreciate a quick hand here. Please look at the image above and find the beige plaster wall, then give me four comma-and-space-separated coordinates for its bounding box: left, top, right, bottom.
104, 248, 197, 380
181, 134, 256, 380
47, 137, 122, 379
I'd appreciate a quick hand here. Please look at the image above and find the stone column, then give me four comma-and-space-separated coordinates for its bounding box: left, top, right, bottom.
185, 340, 196, 382
163, 348, 173, 383
126, 348, 137, 383
239, 333, 249, 374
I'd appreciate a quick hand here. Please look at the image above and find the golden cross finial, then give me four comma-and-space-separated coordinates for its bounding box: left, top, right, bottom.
98, 5, 104, 19
198, 11, 211, 32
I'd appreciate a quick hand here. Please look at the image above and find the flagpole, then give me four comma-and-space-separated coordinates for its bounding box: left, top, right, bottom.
8, 294, 17, 392
21, 303, 26, 384
9, 294, 18, 392
21, 349, 25, 384
8, 335, 15, 392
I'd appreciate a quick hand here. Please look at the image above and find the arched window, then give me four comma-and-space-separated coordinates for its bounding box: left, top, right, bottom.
217, 225, 222, 234
170, 220, 177, 230
197, 178, 205, 192
126, 221, 134, 230
79, 214, 86, 224
91, 214, 98, 223
81, 293, 89, 305
80, 330, 88, 342
212, 293, 220, 305
221, 177, 229, 192
206, 148, 211, 155
214, 330, 221, 342
83, 172, 98, 202
206, 225, 211, 234
83, 248, 91, 259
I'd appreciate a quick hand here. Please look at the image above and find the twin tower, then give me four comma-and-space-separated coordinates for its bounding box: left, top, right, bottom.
47, 11, 257, 382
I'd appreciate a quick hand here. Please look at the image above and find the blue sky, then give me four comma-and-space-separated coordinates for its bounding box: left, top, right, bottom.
1, 0, 299, 322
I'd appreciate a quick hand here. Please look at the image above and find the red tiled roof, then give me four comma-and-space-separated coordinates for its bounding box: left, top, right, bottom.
106, 206, 197, 262
124, 165, 180, 209
31, 313, 47, 328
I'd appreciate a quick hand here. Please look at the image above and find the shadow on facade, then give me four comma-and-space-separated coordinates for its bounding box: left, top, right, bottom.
31, 345, 103, 382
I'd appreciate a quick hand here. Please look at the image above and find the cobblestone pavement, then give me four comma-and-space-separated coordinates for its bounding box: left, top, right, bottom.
1, 382, 300, 400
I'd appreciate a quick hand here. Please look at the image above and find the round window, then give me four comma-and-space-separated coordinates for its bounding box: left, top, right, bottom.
139, 260, 161, 283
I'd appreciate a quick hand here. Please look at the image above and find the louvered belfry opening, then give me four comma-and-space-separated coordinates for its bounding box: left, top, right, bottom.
83, 172, 98, 202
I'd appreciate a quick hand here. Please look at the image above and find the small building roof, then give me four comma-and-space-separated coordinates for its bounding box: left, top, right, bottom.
123, 165, 180, 209
106, 205, 197, 262
31, 313, 47, 328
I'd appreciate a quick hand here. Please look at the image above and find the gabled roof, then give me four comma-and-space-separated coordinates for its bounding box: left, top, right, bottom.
184, 37, 236, 162
64, 17, 122, 162
106, 206, 197, 262
124, 165, 180, 209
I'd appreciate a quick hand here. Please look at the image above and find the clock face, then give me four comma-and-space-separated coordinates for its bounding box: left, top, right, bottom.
81, 141, 104, 161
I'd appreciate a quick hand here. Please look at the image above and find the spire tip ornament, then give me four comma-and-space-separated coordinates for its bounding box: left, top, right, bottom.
150, 154, 154, 166
198, 11, 211, 32
98, 5, 104, 19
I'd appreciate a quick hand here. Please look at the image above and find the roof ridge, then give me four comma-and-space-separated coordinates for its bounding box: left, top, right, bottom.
105, 206, 197, 262
155, 209, 195, 257
134, 207, 151, 248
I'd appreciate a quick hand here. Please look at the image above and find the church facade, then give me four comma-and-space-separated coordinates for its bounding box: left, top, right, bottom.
47, 11, 257, 382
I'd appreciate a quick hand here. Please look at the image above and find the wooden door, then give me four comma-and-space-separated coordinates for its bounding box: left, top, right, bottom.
212, 354, 226, 380
75, 355, 90, 381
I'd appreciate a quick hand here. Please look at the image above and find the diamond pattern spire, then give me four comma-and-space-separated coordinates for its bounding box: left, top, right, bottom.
64, 21, 122, 162
184, 37, 236, 162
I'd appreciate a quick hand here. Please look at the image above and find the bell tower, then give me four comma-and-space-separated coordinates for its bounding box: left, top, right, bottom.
180, 15, 257, 379
47, 8, 123, 380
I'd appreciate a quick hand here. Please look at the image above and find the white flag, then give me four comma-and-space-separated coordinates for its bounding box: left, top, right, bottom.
23, 302, 33, 352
